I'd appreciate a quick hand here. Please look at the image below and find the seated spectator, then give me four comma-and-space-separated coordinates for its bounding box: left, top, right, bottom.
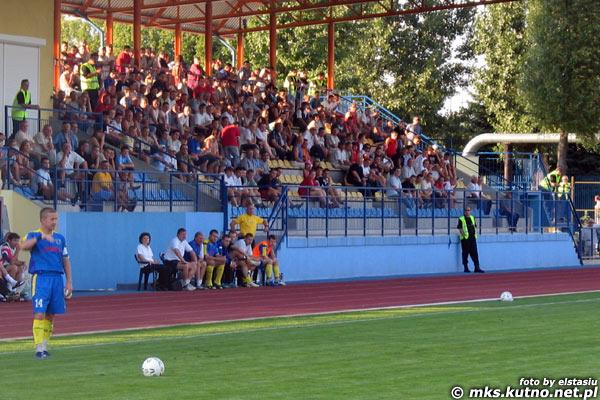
186, 231, 208, 289
467, 175, 492, 215
56, 142, 88, 199
299, 169, 330, 208
257, 168, 281, 203
14, 120, 35, 148
135, 232, 168, 290
91, 160, 115, 202
346, 156, 370, 187
387, 167, 403, 197
204, 229, 227, 290
34, 124, 57, 165
364, 168, 386, 198
33, 157, 72, 202
316, 168, 342, 207
54, 121, 79, 153
253, 234, 285, 286
0, 233, 26, 293
232, 233, 261, 287
163, 228, 200, 291
499, 192, 520, 232
15, 141, 36, 185
116, 168, 139, 212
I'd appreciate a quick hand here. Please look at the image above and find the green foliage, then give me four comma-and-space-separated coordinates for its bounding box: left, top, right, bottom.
522, 0, 600, 140
473, 2, 536, 133
245, 9, 475, 138
61, 17, 103, 50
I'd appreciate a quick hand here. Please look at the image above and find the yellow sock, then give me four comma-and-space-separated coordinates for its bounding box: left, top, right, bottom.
214, 265, 225, 286
205, 265, 214, 286
44, 320, 53, 341
274, 263, 281, 280
243, 276, 252, 284
33, 319, 45, 347
265, 263, 273, 280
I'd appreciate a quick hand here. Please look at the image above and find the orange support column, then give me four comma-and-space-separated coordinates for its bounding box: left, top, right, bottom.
327, 22, 335, 90
236, 32, 244, 69
205, 0, 213, 76
53, 0, 61, 90
268, 0, 277, 80
106, 12, 114, 46
175, 24, 182, 58
133, 0, 141, 67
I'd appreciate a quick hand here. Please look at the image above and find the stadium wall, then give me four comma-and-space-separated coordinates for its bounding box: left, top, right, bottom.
59, 212, 223, 290
0, 0, 53, 112
278, 234, 581, 282
1, 190, 42, 263
57, 211, 580, 290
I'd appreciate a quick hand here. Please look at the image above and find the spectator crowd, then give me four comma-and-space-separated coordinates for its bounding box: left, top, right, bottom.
2, 37, 469, 211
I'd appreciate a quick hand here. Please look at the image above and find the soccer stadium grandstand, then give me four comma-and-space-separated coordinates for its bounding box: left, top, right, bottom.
1, 1, 598, 398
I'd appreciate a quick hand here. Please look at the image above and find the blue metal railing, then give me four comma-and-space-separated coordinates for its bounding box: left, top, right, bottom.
4, 105, 103, 138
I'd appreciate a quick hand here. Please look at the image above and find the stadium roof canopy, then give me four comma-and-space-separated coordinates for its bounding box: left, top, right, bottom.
53, 0, 516, 87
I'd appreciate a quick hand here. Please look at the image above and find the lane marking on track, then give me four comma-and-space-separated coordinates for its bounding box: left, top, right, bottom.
1, 291, 599, 354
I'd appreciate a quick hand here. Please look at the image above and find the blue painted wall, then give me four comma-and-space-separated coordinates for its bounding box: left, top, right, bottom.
56, 210, 580, 289
59, 212, 223, 290
277, 233, 581, 282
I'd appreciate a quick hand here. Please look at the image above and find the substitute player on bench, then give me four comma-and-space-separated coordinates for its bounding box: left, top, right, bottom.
20, 207, 73, 360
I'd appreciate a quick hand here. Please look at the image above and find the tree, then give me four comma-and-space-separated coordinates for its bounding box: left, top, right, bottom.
472, 2, 537, 182
473, 2, 535, 134
522, 0, 600, 174
244, 8, 475, 138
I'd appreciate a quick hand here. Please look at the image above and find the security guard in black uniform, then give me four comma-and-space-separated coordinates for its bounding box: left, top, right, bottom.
457, 207, 484, 273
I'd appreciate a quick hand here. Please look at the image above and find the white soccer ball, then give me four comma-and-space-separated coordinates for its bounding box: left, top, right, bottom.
500, 291, 514, 302
141, 357, 165, 377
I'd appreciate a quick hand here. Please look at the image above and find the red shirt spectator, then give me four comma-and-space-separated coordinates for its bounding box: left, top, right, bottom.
299, 173, 318, 197
385, 134, 398, 158
221, 124, 240, 147
187, 59, 204, 90
116, 48, 132, 73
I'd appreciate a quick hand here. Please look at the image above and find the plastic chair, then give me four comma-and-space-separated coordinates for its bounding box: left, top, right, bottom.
135, 254, 158, 291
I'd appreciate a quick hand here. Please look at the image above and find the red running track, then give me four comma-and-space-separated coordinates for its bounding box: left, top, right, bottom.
2, 268, 600, 340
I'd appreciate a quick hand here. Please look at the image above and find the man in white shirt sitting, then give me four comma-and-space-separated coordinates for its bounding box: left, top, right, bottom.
233, 233, 261, 287
163, 228, 200, 291
56, 142, 88, 204
467, 175, 492, 215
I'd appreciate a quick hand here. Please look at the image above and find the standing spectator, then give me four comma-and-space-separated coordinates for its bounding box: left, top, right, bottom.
163, 228, 199, 291
406, 116, 423, 141
230, 205, 269, 237
81, 53, 100, 110
187, 56, 204, 93
10, 79, 38, 138
115, 46, 133, 73
221, 117, 241, 167
457, 207, 484, 273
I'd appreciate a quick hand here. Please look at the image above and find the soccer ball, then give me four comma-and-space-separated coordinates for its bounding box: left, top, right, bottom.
500, 291, 514, 302
141, 357, 165, 377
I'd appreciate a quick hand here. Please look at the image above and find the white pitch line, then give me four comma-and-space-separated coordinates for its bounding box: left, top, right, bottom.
1, 291, 599, 355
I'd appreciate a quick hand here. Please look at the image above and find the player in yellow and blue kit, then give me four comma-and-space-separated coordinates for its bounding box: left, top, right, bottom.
19, 208, 73, 360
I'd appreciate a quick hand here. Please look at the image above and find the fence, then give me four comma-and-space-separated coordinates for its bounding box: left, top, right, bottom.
4, 105, 103, 139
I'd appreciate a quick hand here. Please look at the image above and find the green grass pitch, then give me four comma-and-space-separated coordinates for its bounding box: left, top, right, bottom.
1, 292, 599, 399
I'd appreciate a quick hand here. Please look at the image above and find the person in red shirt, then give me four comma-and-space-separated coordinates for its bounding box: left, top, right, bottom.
299, 169, 328, 208
221, 116, 241, 167
187, 56, 204, 92
115, 46, 133, 74
385, 130, 399, 167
